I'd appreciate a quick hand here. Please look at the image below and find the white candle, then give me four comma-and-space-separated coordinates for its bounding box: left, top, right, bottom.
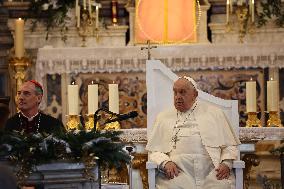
68, 84, 79, 115
109, 84, 119, 114
251, 0, 255, 23
14, 18, 24, 58
88, 0, 92, 16
77, 6, 80, 28
267, 79, 278, 111
96, 5, 99, 29
88, 84, 98, 114
75, 0, 78, 17
226, 0, 230, 23
246, 81, 256, 112
83, 0, 86, 9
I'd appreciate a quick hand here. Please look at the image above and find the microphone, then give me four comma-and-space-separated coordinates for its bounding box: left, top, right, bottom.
105, 111, 138, 124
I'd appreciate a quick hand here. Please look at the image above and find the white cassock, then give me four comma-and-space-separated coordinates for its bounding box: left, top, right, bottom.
146, 99, 241, 189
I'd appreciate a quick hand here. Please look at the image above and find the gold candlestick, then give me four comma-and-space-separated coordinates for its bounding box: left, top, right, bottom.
85, 114, 100, 131
267, 111, 282, 127
66, 115, 81, 131
246, 112, 261, 127
104, 121, 121, 130
9, 57, 30, 93
111, 0, 118, 25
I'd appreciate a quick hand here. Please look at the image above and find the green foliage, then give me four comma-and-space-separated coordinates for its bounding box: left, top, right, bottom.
28, 0, 76, 41
257, 0, 284, 27
0, 129, 130, 184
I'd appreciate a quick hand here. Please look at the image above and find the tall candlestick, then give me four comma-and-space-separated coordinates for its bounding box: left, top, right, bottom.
68, 84, 79, 115
226, 0, 230, 24
14, 18, 24, 58
111, 0, 118, 25
267, 79, 278, 111
246, 81, 257, 112
95, 5, 99, 29
88, 84, 98, 114
109, 84, 119, 114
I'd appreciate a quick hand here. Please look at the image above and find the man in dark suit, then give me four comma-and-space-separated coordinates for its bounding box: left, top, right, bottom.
5, 80, 64, 134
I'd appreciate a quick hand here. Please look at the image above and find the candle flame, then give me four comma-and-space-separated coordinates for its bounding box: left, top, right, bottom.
18, 18, 22, 20
91, 80, 94, 84
72, 81, 75, 85
270, 77, 274, 81
227, 0, 230, 5
250, 77, 253, 81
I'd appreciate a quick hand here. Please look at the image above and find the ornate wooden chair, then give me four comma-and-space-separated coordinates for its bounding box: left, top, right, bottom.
145, 60, 245, 189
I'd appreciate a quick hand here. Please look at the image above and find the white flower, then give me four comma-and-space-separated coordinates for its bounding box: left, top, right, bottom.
42, 3, 49, 10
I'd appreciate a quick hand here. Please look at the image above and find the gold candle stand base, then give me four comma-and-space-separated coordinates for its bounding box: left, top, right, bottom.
85, 114, 100, 131
103, 121, 121, 130
267, 111, 282, 127
66, 115, 81, 131
246, 112, 261, 127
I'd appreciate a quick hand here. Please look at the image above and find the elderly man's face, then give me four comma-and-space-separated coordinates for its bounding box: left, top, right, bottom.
16, 82, 42, 113
173, 78, 197, 112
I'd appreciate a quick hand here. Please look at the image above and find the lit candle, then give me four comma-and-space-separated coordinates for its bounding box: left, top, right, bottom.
109, 83, 119, 114
68, 83, 79, 115
267, 79, 278, 111
246, 80, 256, 112
88, 83, 98, 114
83, 0, 86, 10
95, 5, 99, 29
251, 0, 255, 23
226, 0, 230, 23
14, 18, 24, 58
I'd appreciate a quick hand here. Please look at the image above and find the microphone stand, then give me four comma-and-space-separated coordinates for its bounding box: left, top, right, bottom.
93, 108, 119, 131
93, 108, 119, 188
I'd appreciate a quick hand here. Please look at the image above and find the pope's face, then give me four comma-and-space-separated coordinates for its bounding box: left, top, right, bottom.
16, 82, 42, 113
173, 79, 197, 112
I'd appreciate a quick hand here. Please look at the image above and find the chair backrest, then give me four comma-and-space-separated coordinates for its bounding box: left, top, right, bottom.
146, 59, 239, 138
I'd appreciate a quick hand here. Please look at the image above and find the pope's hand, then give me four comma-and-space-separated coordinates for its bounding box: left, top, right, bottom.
164, 161, 180, 179
215, 163, 230, 180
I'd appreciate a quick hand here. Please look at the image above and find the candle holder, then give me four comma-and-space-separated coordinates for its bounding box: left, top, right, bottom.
267, 111, 282, 127
66, 115, 81, 131
111, 0, 118, 26
246, 112, 261, 127
77, 6, 100, 47
104, 120, 121, 130
85, 114, 101, 131
9, 57, 31, 95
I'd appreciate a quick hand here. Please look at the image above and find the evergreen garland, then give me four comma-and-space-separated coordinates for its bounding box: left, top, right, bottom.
257, 0, 284, 27
0, 129, 130, 185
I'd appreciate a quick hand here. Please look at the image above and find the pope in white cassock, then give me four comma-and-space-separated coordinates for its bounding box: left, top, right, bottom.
146, 76, 241, 189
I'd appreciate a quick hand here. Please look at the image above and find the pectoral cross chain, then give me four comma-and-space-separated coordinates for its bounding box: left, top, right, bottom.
171, 128, 181, 149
